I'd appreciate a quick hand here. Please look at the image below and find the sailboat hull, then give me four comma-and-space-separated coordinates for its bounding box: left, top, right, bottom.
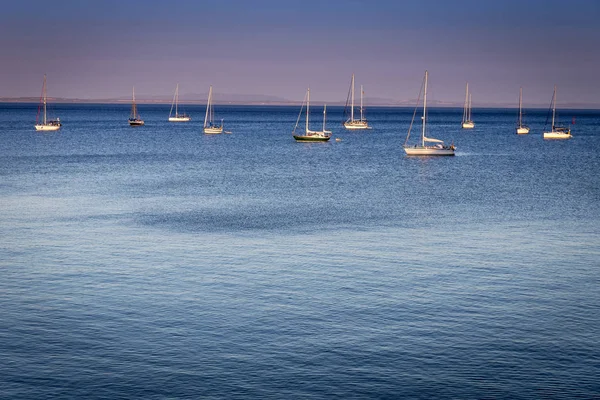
344, 120, 369, 130
35, 124, 61, 131
204, 126, 223, 134
169, 116, 191, 122
516, 127, 530, 135
462, 121, 475, 129
404, 146, 455, 156
128, 119, 144, 126
293, 134, 331, 142
543, 130, 571, 139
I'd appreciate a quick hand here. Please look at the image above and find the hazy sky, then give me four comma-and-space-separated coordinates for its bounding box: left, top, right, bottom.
1, 0, 599, 105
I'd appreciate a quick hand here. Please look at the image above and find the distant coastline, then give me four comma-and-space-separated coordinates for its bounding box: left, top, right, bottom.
1, 96, 598, 109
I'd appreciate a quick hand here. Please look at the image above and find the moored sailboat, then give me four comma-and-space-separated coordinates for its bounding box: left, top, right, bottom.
404, 71, 455, 156
461, 82, 475, 129
516, 87, 530, 134
203, 85, 223, 134
34, 74, 61, 131
292, 88, 332, 142
543, 85, 572, 139
168, 83, 191, 122
343, 74, 369, 130
128, 87, 144, 126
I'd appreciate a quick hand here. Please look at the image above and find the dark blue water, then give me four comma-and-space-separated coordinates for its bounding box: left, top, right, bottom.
1, 103, 599, 399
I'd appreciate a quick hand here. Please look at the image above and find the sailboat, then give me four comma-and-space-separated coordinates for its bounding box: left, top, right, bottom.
461, 82, 475, 129
34, 74, 61, 131
516, 87, 530, 134
292, 88, 332, 142
543, 85, 572, 139
404, 71, 455, 156
128, 87, 144, 126
343, 74, 369, 130
168, 84, 191, 122
203, 85, 223, 134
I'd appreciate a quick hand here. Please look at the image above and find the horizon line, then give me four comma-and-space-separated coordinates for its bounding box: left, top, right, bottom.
2, 97, 600, 110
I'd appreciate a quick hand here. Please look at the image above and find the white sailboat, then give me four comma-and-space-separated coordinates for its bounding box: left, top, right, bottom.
292, 88, 332, 142
543, 85, 572, 139
404, 71, 455, 156
168, 83, 191, 122
128, 87, 144, 126
343, 74, 369, 130
516, 87, 530, 134
203, 85, 223, 134
461, 82, 475, 129
34, 74, 61, 131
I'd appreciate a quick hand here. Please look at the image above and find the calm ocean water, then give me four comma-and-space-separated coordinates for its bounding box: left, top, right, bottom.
1, 102, 599, 399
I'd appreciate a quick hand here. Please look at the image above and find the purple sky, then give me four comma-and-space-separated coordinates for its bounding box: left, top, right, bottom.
1, 0, 599, 105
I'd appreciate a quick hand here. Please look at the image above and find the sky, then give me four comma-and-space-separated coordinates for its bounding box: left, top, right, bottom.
1, 0, 599, 106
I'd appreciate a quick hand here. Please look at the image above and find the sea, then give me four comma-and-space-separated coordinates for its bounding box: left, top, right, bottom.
1, 102, 599, 399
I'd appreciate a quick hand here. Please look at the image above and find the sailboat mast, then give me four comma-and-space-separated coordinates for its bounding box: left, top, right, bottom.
204, 86, 211, 128
306, 88, 310, 133
323, 104, 327, 132
210, 87, 215, 124
43, 74, 47, 125
360, 84, 364, 121
422, 70, 428, 147
468, 93, 472, 121
132, 87, 137, 118
463, 82, 469, 123
175, 84, 179, 116
552, 85, 556, 128
350, 74, 355, 121
519, 87, 523, 127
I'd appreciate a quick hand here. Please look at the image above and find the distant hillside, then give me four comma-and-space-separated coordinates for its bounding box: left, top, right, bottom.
1, 95, 598, 109
106, 93, 296, 105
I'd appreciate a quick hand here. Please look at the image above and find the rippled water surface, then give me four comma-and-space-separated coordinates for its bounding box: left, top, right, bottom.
1, 103, 599, 398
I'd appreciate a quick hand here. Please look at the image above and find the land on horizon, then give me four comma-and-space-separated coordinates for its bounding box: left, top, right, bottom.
2, 94, 598, 110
